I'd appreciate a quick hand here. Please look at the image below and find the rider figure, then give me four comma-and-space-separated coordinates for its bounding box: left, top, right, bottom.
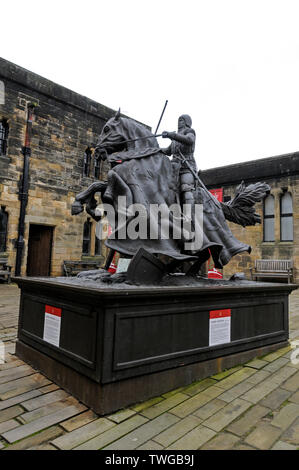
162, 114, 197, 206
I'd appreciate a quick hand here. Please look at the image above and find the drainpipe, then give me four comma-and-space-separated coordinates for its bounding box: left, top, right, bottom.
15, 103, 36, 276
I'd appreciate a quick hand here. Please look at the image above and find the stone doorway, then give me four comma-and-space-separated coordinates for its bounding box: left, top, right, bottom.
26, 224, 54, 276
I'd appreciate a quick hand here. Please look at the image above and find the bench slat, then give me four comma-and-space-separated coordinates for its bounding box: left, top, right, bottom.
252, 259, 293, 283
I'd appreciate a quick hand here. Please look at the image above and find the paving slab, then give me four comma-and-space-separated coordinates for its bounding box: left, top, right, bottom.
245, 422, 282, 449
60, 409, 99, 432
28, 443, 57, 450
271, 440, 298, 450
131, 396, 164, 412
183, 378, 217, 396
19, 397, 81, 424
289, 390, 299, 404
152, 415, 202, 448
4, 426, 64, 451
0, 365, 34, 384
52, 417, 116, 450
211, 366, 242, 381
2, 404, 86, 443
271, 403, 299, 430
103, 413, 179, 450
203, 398, 252, 432
140, 393, 189, 419
245, 369, 271, 384
107, 409, 136, 424
21, 389, 69, 411
281, 370, 299, 392
0, 419, 20, 435
279, 417, 299, 446
166, 425, 216, 450
233, 443, 256, 450
260, 388, 292, 410
270, 365, 298, 384
74, 415, 148, 450
227, 405, 270, 436
245, 359, 269, 369
0, 373, 51, 400
217, 381, 254, 403
241, 378, 279, 404
170, 385, 223, 418
213, 368, 256, 390
0, 405, 23, 424
137, 440, 164, 450
193, 398, 228, 420
39, 384, 60, 394
0, 389, 42, 411
200, 432, 240, 450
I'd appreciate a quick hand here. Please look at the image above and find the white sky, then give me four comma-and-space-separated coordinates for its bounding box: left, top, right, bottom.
1, 0, 299, 169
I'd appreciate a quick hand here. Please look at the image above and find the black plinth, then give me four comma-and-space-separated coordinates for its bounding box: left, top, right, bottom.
14, 276, 297, 415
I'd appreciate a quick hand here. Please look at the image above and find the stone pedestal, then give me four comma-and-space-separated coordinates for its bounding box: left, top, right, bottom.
14, 276, 297, 415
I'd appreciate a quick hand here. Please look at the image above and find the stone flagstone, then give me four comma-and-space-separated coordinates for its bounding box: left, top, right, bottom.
245, 423, 282, 450
203, 398, 252, 432
2, 405, 86, 443
74, 415, 148, 450
52, 417, 116, 450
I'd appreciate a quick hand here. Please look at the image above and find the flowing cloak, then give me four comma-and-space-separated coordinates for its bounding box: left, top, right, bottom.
102, 149, 251, 268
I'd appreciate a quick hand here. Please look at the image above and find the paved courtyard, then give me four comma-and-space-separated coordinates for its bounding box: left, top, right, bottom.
0, 283, 298, 450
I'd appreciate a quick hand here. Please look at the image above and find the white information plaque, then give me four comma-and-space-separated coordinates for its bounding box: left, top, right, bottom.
209, 309, 231, 346
43, 305, 62, 348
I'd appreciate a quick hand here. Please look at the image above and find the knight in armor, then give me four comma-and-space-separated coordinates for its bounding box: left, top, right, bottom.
162, 114, 197, 206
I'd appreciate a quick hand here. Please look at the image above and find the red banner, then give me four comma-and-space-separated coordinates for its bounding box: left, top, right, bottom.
209, 188, 223, 202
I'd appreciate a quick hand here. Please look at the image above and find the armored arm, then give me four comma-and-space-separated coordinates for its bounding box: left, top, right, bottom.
162, 130, 195, 146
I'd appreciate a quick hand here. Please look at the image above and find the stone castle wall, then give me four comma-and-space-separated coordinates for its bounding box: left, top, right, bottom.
202, 158, 299, 283
0, 58, 113, 276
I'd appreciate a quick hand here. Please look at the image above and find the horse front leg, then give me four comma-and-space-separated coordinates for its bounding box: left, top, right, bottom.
71, 181, 108, 221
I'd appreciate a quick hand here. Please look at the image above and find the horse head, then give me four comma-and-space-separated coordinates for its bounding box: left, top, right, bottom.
94, 110, 158, 161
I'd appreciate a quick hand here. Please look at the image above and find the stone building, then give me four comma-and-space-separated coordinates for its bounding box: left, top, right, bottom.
0, 57, 134, 277
201, 152, 299, 283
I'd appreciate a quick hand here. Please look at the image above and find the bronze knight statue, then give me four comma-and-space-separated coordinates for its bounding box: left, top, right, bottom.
162, 114, 197, 207
72, 110, 270, 284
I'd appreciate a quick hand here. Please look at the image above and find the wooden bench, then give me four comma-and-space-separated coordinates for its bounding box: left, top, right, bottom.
0, 258, 12, 284
63, 260, 102, 277
250, 259, 294, 284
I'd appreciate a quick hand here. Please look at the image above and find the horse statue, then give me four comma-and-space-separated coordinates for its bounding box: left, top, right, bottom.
72, 110, 270, 283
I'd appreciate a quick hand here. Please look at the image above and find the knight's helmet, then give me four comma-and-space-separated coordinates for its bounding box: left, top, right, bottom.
179, 114, 192, 128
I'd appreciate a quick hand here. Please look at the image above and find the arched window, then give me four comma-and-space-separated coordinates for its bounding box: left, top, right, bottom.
0, 120, 9, 156
82, 218, 92, 255
0, 206, 8, 252
280, 192, 293, 241
263, 194, 275, 242
83, 147, 92, 177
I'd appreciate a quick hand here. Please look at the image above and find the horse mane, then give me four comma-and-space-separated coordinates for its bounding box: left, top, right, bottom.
114, 116, 159, 152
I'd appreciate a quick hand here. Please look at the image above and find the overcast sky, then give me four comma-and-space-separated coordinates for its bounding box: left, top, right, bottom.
1, 0, 299, 169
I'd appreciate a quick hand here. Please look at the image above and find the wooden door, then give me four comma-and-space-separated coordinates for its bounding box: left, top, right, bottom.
26, 225, 54, 276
